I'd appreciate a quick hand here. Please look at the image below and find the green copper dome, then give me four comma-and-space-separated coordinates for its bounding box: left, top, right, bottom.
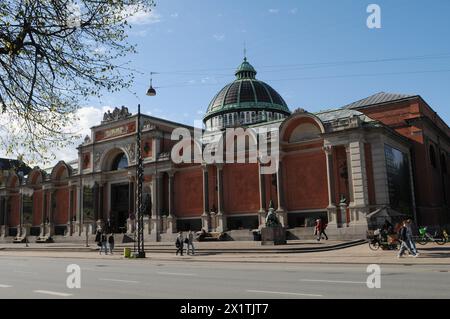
204, 58, 291, 123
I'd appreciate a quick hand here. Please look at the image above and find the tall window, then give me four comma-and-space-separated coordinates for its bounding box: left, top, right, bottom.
430, 145, 437, 168
111, 153, 128, 171
23, 195, 33, 224
385, 145, 413, 215
83, 186, 94, 222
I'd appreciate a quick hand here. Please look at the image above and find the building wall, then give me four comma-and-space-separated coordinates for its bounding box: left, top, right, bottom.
174, 167, 203, 217
32, 190, 43, 226
54, 187, 69, 225
283, 151, 328, 211
223, 163, 259, 214
357, 99, 450, 225
9, 194, 20, 226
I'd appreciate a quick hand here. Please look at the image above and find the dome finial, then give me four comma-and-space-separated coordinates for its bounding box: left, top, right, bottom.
243, 41, 247, 62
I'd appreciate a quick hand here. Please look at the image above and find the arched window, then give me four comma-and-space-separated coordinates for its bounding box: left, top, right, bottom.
430, 145, 437, 168
111, 153, 128, 171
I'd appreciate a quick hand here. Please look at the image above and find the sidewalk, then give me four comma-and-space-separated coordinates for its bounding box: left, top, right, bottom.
0, 239, 362, 253
1, 242, 449, 265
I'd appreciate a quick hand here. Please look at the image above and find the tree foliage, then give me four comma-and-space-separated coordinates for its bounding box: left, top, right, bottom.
0, 0, 155, 164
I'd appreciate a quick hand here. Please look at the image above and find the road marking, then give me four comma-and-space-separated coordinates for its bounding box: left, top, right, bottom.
246, 290, 323, 297
0, 284, 12, 288
300, 279, 366, 284
14, 270, 36, 275
99, 278, 139, 284
33, 290, 73, 297
156, 272, 197, 277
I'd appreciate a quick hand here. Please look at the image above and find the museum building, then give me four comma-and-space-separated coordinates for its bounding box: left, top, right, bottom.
0, 58, 449, 242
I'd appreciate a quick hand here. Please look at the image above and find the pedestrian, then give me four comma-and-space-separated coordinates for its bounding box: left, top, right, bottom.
405, 219, 419, 256
319, 218, 328, 241
175, 232, 184, 256
315, 219, 328, 241
397, 221, 417, 258
108, 233, 115, 254
187, 230, 195, 255
100, 232, 108, 255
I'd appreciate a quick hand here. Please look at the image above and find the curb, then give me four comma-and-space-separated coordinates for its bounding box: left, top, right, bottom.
0, 239, 366, 254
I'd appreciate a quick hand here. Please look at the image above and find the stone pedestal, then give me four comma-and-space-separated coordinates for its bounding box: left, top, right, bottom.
210, 212, 216, 231
339, 203, 348, 228
215, 213, 227, 232
0, 225, 7, 237
166, 215, 176, 234
148, 217, 159, 241
126, 218, 136, 234
261, 226, 286, 245
201, 213, 210, 232
258, 211, 267, 229
277, 211, 288, 228
36, 223, 54, 243
327, 206, 338, 227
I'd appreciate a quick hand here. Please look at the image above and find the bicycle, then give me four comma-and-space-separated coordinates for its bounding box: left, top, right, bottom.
368, 229, 399, 251
417, 227, 446, 245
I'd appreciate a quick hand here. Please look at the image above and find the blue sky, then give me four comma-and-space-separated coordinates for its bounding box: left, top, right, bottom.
67, 0, 450, 162
90, 0, 450, 127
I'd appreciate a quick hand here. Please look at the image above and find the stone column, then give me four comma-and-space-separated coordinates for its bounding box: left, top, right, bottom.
67, 185, 75, 236
40, 190, 46, 237
324, 145, 337, 226
258, 162, 267, 228
167, 171, 176, 233
347, 139, 370, 227
215, 164, 226, 232
149, 173, 162, 240
47, 189, 55, 237
93, 182, 99, 222
99, 183, 105, 223
76, 184, 83, 236
201, 165, 210, 231
275, 160, 287, 227
0, 196, 6, 237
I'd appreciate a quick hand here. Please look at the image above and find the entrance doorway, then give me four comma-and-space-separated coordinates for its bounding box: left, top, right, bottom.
110, 183, 130, 233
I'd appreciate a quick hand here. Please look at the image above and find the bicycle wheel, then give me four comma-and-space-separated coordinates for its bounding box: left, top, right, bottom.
417, 237, 427, 245
436, 236, 446, 245
369, 241, 380, 251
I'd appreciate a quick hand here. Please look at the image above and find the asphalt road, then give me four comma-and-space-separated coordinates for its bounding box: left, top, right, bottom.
0, 255, 449, 299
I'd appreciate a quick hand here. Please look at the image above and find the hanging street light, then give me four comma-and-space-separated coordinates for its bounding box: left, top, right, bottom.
135, 73, 157, 258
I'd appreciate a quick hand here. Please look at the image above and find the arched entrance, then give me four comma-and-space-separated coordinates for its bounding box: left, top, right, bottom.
107, 151, 130, 233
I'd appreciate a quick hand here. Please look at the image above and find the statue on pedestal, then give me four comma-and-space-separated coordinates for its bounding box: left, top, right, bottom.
265, 208, 281, 228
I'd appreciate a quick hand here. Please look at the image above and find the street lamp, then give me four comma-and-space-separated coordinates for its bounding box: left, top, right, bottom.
135, 73, 157, 258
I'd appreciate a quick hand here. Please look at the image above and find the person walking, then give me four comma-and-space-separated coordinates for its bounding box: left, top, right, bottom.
187, 230, 195, 255
175, 232, 184, 256
319, 218, 328, 241
108, 233, 115, 254
315, 219, 328, 241
100, 232, 108, 255
405, 219, 419, 256
397, 221, 417, 258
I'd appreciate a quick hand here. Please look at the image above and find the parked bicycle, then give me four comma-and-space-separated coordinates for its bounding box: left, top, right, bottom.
368, 229, 400, 251
417, 227, 447, 245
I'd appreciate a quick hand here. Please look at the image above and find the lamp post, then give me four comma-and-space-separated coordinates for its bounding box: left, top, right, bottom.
135, 73, 156, 258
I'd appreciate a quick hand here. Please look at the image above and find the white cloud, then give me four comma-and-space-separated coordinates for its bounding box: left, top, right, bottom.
268, 9, 279, 14
213, 34, 225, 41
170, 12, 179, 18
290, 8, 298, 14
123, 6, 161, 25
